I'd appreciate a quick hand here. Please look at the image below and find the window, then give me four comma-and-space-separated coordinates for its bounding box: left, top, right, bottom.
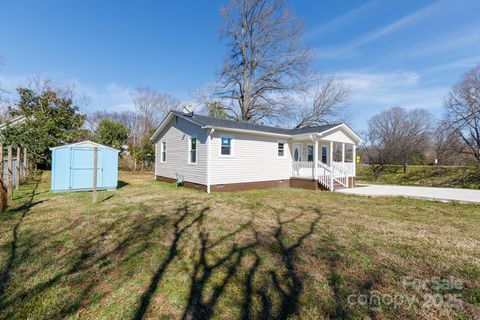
220, 136, 232, 156
278, 142, 285, 157
189, 137, 197, 164
161, 141, 167, 163
321, 145, 327, 164
307, 145, 314, 162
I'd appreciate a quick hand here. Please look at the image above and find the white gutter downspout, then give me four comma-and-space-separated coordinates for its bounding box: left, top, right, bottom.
154, 142, 158, 179
206, 128, 214, 194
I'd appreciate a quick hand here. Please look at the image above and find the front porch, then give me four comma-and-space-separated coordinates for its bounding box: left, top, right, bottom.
290, 140, 357, 191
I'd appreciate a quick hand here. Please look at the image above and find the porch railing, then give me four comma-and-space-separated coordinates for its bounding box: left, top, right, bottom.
292, 161, 314, 178
317, 161, 333, 191
292, 161, 352, 191
332, 161, 355, 177
332, 162, 349, 188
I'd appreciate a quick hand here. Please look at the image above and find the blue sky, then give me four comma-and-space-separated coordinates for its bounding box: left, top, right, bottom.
1, 0, 479, 130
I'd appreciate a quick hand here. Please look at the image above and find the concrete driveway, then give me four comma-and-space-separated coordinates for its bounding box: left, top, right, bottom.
337, 184, 480, 204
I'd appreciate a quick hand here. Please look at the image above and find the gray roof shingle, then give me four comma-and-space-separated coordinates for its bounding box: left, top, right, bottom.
171, 111, 341, 136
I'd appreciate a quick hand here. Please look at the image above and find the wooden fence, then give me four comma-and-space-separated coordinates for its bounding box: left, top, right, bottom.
0, 144, 29, 211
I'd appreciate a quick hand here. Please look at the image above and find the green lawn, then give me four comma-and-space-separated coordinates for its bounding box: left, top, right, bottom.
357, 164, 480, 189
0, 171, 479, 319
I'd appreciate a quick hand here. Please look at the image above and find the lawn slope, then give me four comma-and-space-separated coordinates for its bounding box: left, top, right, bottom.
0, 171, 479, 319
357, 164, 480, 189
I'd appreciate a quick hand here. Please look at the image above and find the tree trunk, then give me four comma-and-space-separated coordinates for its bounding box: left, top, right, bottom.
403, 162, 408, 173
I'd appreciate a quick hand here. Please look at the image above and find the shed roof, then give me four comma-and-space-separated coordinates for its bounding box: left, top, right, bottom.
49, 141, 120, 152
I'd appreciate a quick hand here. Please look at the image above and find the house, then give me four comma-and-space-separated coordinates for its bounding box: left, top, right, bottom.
0, 115, 27, 131
150, 111, 362, 193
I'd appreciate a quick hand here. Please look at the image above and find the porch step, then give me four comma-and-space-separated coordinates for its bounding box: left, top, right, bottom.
316, 176, 347, 191
333, 181, 346, 190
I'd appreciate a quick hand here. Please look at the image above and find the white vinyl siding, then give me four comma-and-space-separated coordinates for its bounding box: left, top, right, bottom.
154, 117, 207, 184
210, 130, 292, 185
320, 129, 357, 144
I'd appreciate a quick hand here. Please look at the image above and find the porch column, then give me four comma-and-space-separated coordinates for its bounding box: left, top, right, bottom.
329, 141, 333, 166
341, 143, 345, 164
352, 144, 357, 177
313, 140, 318, 179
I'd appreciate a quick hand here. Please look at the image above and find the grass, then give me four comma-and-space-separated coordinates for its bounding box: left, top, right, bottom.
357, 164, 480, 189
0, 171, 479, 319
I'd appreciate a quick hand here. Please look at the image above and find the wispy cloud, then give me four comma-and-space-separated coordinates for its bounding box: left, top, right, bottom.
304, 0, 384, 41
350, 0, 446, 48
313, 0, 449, 59
336, 70, 450, 123
379, 23, 480, 64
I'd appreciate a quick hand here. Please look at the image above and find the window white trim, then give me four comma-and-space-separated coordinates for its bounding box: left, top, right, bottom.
321, 144, 328, 165
188, 136, 197, 165
307, 144, 314, 162
160, 141, 167, 163
277, 140, 286, 158
219, 135, 234, 157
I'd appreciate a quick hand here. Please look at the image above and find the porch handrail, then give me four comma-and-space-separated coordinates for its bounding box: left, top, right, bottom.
332, 161, 354, 177
332, 162, 349, 187
316, 161, 333, 191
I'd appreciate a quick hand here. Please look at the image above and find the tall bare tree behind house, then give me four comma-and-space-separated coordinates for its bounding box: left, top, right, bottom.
217, 0, 311, 123
294, 75, 350, 128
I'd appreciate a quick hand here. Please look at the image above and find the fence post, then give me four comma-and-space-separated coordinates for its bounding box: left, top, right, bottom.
7, 145, 13, 203
0, 143, 3, 178
16, 147, 20, 189
0, 144, 5, 211
92, 147, 98, 203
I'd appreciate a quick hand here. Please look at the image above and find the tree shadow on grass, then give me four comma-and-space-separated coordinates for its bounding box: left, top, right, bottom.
239, 209, 321, 320
1, 203, 205, 319
181, 221, 258, 320
133, 205, 208, 320
0, 177, 43, 309
316, 232, 382, 319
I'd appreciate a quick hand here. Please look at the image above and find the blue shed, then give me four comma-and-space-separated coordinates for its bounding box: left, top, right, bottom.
50, 141, 119, 192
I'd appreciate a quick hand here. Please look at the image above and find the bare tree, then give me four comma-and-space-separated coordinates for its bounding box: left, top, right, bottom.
0, 55, 5, 95
0, 56, 10, 118
130, 87, 181, 146
432, 120, 466, 165
86, 110, 137, 135
130, 87, 180, 171
294, 75, 350, 128
217, 0, 311, 123
365, 107, 432, 176
444, 65, 480, 163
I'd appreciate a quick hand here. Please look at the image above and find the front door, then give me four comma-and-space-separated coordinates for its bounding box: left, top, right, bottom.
292, 143, 303, 161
